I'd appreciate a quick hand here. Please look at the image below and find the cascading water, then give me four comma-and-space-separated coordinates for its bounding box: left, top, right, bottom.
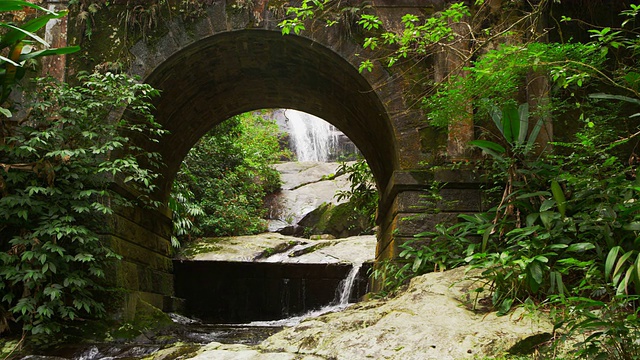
336, 262, 362, 305
247, 262, 363, 328
285, 109, 339, 162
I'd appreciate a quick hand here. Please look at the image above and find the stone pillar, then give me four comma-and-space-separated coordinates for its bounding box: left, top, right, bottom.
374, 168, 484, 292
40, 0, 68, 81
103, 200, 181, 317
434, 18, 473, 161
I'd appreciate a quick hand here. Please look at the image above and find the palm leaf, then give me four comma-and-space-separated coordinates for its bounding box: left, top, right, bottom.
526, 117, 545, 152
502, 103, 520, 144
589, 93, 640, 106
18, 46, 80, 62
517, 103, 529, 145
0, 10, 68, 49
0, 0, 56, 14
605, 246, 621, 280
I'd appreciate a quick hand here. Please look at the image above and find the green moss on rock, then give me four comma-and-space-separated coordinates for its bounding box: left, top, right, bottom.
109, 297, 174, 341
300, 201, 371, 239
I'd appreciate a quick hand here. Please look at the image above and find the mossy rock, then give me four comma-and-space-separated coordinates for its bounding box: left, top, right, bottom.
141, 342, 201, 360
109, 297, 175, 340
299, 201, 370, 239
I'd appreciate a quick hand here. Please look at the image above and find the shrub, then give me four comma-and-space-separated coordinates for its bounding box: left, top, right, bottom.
0, 72, 164, 338
173, 111, 287, 239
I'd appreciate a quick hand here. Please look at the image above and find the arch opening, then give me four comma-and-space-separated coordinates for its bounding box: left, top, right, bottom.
171, 109, 376, 325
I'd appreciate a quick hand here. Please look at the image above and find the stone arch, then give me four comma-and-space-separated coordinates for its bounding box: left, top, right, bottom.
139, 29, 401, 204
105, 3, 481, 310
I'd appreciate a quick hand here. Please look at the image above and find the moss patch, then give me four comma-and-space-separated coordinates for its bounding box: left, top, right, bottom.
141, 342, 201, 360
179, 237, 226, 257
300, 201, 370, 238
253, 240, 302, 260
117, 298, 174, 337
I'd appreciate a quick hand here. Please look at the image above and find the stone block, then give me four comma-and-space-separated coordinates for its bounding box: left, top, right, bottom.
138, 267, 174, 295
398, 129, 426, 170
439, 188, 484, 212
110, 236, 173, 272
112, 259, 140, 290
106, 214, 172, 257
137, 291, 167, 311
114, 204, 173, 240
435, 169, 483, 185
393, 212, 460, 238
109, 257, 175, 301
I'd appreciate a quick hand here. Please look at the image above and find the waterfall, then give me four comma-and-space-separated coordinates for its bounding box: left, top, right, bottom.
247, 262, 363, 328
286, 109, 338, 162
335, 263, 362, 305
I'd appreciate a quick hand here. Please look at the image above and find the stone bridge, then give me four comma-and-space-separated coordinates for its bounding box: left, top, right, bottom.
48, 0, 485, 311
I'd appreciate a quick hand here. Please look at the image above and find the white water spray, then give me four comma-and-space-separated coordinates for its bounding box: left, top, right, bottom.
286, 109, 339, 162
336, 262, 362, 305
246, 262, 363, 328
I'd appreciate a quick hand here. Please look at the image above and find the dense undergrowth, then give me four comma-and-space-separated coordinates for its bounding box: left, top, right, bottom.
0, 71, 165, 341
0, 0, 167, 346
170, 111, 288, 245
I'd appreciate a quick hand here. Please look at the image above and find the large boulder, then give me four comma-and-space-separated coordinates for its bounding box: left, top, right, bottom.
258, 266, 553, 360
266, 162, 352, 233
298, 202, 373, 239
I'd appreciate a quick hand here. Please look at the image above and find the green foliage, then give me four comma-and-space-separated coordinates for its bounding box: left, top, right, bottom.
0, 0, 79, 115
279, 0, 330, 35
279, 1, 471, 73
425, 41, 606, 129
169, 181, 204, 248
369, 259, 410, 298
173, 111, 287, 239
366, 3, 640, 356
0, 72, 164, 338
357, 2, 470, 71
334, 157, 378, 230
553, 295, 640, 360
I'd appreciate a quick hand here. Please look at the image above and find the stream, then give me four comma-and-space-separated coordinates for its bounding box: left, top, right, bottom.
21, 263, 364, 360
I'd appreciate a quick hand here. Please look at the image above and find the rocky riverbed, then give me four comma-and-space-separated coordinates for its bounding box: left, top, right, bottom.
177, 233, 376, 265
5, 253, 554, 360
104, 265, 551, 360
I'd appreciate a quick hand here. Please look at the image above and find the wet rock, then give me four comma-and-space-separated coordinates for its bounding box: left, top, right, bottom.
266, 162, 351, 232
180, 233, 376, 265
258, 267, 553, 360
298, 202, 372, 239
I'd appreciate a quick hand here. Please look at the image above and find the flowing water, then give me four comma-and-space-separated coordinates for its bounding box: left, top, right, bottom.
285, 110, 339, 162
246, 262, 363, 328
28, 263, 364, 360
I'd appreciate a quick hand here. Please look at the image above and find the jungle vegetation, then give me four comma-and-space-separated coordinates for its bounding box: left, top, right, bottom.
0, 0, 164, 346
1, 0, 640, 358
283, 0, 640, 358
170, 111, 288, 245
